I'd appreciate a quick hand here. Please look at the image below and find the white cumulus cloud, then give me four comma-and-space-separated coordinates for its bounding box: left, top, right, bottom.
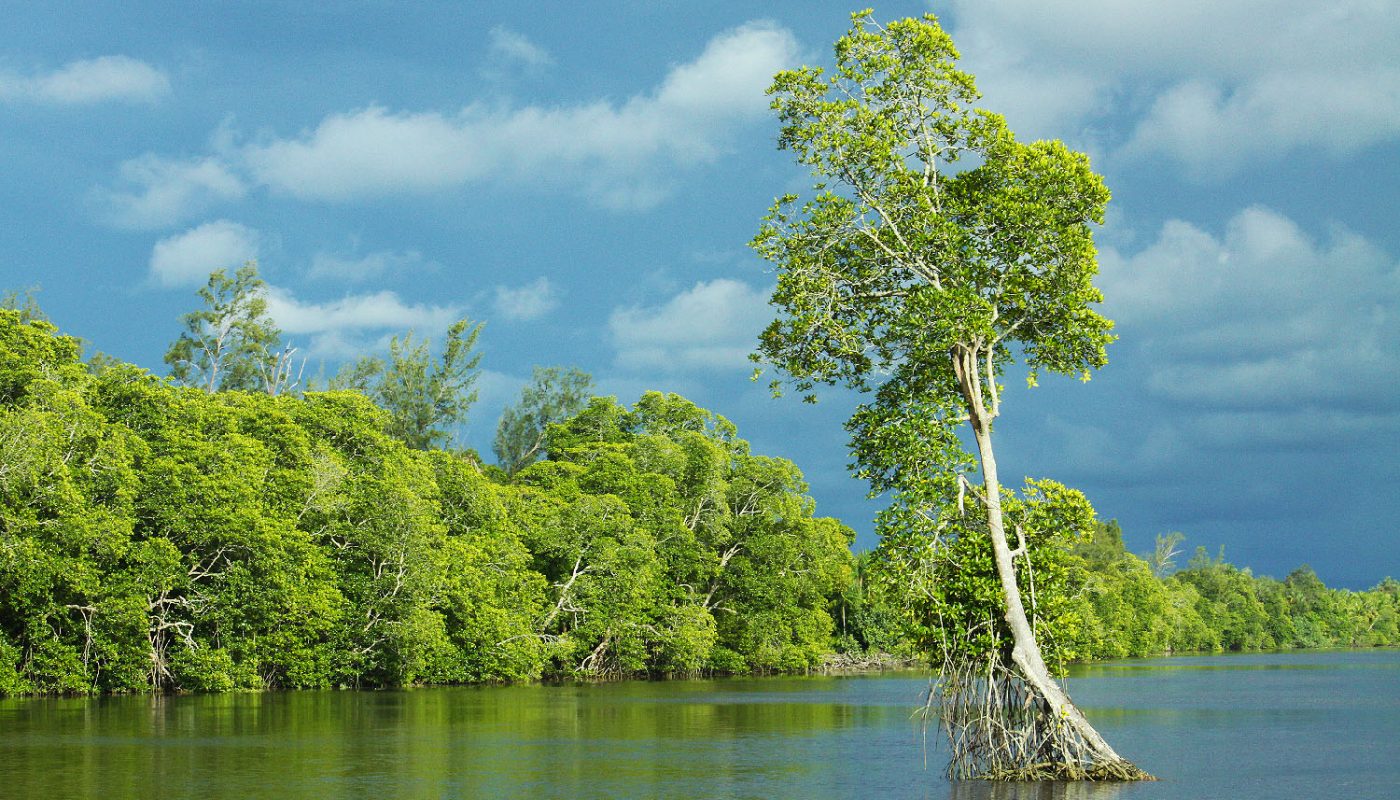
95, 154, 246, 229
264, 286, 462, 359
945, 0, 1400, 174
242, 21, 797, 208
609, 279, 771, 371
244, 106, 485, 199
149, 220, 259, 288
0, 55, 169, 105
493, 277, 559, 322
1118, 71, 1400, 175
1098, 206, 1400, 415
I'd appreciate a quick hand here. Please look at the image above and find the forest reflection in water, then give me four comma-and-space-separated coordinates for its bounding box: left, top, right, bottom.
0, 649, 1395, 799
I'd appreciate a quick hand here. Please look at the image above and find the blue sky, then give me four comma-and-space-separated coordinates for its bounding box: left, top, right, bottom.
3, 1, 1397, 587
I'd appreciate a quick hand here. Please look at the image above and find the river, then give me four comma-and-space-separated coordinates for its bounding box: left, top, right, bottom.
0, 649, 1395, 799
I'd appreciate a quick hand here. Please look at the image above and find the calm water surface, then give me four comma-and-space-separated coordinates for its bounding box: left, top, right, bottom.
1, 650, 1396, 799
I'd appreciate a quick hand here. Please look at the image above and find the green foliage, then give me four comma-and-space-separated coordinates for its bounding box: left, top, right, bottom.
750, 11, 1117, 704
871, 479, 1096, 674
830, 551, 911, 656
428, 451, 547, 682
752, 12, 1113, 400
523, 392, 855, 676
164, 262, 288, 393
2, 299, 1391, 700
332, 318, 482, 449
1060, 535, 1400, 660
0, 309, 859, 695
493, 365, 593, 475
0, 310, 86, 405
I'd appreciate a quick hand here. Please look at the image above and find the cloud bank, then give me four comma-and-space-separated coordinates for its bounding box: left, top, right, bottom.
0, 55, 169, 105
947, 0, 1400, 175
1100, 206, 1400, 434
90, 20, 797, 228
242, 21, 794, 208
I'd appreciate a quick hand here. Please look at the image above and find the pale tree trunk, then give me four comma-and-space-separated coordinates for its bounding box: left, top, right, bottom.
951, 343, 1143, 778
971, 422, 1127, 766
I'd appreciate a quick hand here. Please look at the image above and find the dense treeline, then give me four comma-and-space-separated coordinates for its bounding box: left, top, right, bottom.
0, 310, 850, 694
1064, 521, 1400, 659
0, 306, 1395, 697
843, 520, 1400, 666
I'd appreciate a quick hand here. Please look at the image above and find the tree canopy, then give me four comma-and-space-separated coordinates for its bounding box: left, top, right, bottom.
754, 14, 1111, 405
0, 309, 855, 692
0, 305, 1393, 699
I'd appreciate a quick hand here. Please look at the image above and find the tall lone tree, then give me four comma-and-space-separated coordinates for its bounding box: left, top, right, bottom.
752, 12, 1148, 780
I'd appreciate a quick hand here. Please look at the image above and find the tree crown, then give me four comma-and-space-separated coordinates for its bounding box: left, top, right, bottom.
752, 12, 1113, 405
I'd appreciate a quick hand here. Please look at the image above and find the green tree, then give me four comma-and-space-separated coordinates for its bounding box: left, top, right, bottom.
0, 286, 48, 324
1172, 548, 1273, 651
427, 451, 547, 682
1357, 577, 1400, 646
3, 287, 120, 374
1147, 531, 1186, 578
1069, 546, 1175, 660
751, 11, 1142, 780
494, 366, 593, 475
0, 315, 146, 694
332, 318, 483, 450
164, 262, 295, 394
524, 392, 854, 677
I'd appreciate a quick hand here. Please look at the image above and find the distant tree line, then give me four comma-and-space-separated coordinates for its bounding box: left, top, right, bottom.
842, 519, 1400, 666
0, 279, 1395, 696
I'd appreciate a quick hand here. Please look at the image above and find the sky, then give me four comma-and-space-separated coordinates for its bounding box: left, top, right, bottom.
2, 1, 1396, 588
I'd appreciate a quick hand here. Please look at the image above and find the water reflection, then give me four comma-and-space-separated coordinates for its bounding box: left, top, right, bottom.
948, 780, 1139, 800
1068, 649, 1400, 678
0, 652, 1395, 799
0, 676, 923, 800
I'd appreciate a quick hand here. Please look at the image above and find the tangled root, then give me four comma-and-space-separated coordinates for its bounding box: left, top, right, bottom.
924, 652, 1153, 782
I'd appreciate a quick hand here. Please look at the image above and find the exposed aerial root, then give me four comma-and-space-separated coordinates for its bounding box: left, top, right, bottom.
925, 651, 1154, 782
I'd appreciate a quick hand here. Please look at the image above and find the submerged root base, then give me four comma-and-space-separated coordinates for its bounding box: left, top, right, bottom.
930, 654, 1153, 782
976, 760, 1155, 782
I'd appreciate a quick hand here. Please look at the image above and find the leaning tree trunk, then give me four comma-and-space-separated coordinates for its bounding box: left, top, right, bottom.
944, 345, 1150, 781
